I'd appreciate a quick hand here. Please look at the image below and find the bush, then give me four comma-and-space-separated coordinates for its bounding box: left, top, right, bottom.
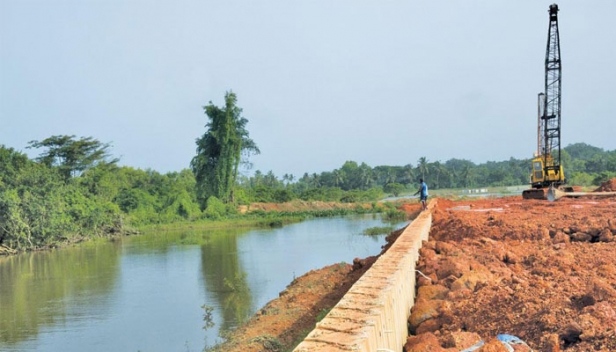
204, 196, 226, 219
384, 183, 405, 196
272, 189, 295, 203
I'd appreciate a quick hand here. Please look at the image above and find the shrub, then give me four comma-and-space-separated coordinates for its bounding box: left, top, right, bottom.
204, 196, 226, 219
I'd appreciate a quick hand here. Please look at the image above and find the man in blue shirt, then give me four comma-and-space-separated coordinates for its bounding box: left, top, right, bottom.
414, 178, 428, 210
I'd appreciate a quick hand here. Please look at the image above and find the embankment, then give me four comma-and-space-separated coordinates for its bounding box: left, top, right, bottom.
293, 201, 435, 351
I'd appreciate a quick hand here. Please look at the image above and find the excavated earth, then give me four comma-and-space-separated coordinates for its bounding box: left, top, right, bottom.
407, 194, 616, 352
211, 181, 616, 352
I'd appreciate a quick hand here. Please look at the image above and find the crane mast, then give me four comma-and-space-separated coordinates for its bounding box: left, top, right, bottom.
524, 4, 567, 198
542, 4, 563, 182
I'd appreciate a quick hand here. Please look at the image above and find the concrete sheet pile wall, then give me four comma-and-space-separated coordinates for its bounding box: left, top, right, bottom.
294, 201, 435, 352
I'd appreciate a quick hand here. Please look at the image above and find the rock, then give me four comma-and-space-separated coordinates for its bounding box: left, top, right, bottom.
552, 231, 570, 244
450, 270, 492, 292
418, 284, 450, 300
598, 228, 615, 242
446, 288, 473, 301
591, 278, 616, 301
578, 313, 602, 341
560, 322, 582, 344
537, 227, 551, 241
422, 240, 437, 250
441, 331, 482, 349
404, 332, 447, 352
417, 275, 433, 287
608, 219, 616, 232
409, 299, 449, 333
436, 258, 470, 280
416, 318, 442, 334
570, 232, 592, 242
542, 333, 561, 352
583, 301, 616, 322
352, 257, 364, 270
439, 274, 459, 288
419, 247, 438, 261
477, 337, 510, 351
503, 251, 519, 264
435, 241, 457, 255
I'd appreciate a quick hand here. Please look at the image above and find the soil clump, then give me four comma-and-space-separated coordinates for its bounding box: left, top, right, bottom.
594, 177, 616, 192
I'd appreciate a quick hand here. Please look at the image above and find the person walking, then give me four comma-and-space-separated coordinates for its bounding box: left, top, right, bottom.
414, 178, 429, 210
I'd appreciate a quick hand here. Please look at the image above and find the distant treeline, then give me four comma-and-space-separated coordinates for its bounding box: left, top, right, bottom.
1, 141, 614, 251
241, 142, 616, 201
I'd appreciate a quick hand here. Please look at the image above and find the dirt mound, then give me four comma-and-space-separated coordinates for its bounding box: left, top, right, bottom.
594, 177, 616, 192
408, 197, 616, 352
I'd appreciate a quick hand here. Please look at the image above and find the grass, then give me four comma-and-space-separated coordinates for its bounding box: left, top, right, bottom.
135, 206, 379, 233
316, 308, 331, 322
363, 226, 395, 236
250, 335, 283, 351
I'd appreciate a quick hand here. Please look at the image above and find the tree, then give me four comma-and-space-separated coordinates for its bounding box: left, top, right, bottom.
461, 165, 475, 188
384, 183, 405, 197
191, 92, 259, 207
27, 135, 118, 181
417, 157, 429, 180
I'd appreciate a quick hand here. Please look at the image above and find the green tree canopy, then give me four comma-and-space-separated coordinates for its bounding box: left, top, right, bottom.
27, 135, 118, 181
191, 91, 259, 207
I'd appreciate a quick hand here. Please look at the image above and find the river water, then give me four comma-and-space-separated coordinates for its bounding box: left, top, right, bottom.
0, 214, 405, 352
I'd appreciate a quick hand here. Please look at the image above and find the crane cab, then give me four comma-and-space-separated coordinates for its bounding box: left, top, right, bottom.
530, 154, 565, 189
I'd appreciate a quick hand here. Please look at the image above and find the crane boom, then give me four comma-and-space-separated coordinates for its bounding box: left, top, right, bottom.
542, 4, 563, 181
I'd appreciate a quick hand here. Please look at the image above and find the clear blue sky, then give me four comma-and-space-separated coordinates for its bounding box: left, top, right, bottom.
1, 1, 614, 178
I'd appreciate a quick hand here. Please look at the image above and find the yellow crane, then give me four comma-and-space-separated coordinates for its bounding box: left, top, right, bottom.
523, 4, 571, 200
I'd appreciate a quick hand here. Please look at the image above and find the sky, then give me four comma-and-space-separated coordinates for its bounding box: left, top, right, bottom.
1, 1, 615, 178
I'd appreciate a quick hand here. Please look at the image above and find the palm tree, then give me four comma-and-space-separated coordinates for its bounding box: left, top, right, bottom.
403, 164, 415, 185
461, 165, 474, 188
417, 157, 429, 180
282, 173, 295, 186
430, 161, 442, 189
310, 173, 321, 188
333, 169, 344, 187
359, 163, 372, 189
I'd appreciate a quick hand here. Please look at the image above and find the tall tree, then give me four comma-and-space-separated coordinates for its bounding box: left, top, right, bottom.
191, 92, 259, 207
27, 135, 118, 181
417, 157, 429, 180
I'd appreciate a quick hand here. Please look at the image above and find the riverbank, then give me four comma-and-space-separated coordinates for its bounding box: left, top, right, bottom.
204, 203, 424, 351
0, 199, 405, 256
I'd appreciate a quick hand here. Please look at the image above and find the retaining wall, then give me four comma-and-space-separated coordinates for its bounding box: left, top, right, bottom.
294, 200, 435, 352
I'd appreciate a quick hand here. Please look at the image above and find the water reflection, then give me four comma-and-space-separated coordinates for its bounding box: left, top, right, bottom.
0, 214, 406, 351
0, 243, 121, 346
200, 232, 252, 333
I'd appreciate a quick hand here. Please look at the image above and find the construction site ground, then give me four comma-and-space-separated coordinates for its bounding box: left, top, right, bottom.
210, 182, 616, 352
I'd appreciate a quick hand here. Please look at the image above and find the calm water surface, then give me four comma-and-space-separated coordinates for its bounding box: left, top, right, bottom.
0, 215, 406, 352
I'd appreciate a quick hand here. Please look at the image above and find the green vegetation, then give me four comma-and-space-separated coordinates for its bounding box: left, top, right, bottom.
1, 93, 615, 257
27, 135, 118, 181
363, 226, 395, 236
191, 91, 259, 207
